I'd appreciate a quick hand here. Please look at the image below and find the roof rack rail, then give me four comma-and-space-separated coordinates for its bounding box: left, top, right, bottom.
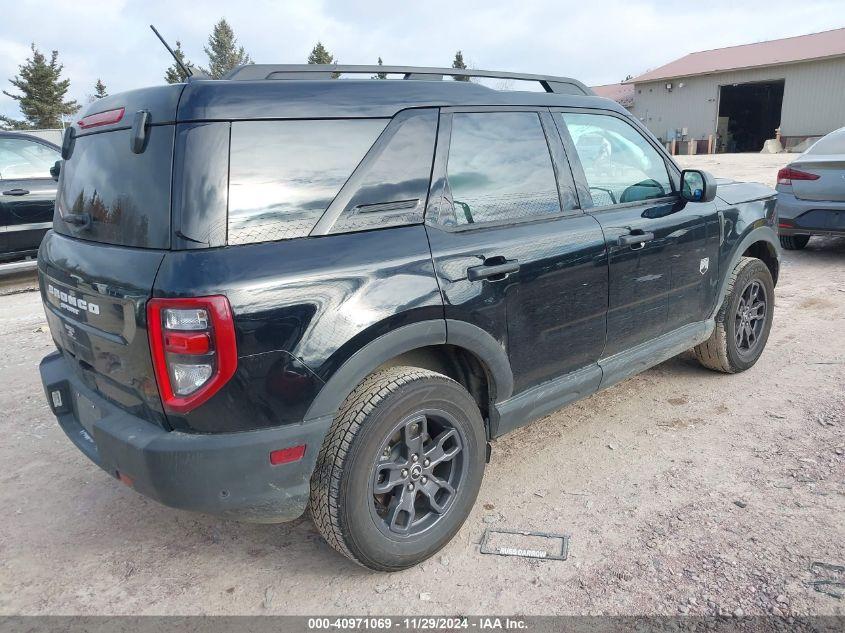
223, 64, 594, 96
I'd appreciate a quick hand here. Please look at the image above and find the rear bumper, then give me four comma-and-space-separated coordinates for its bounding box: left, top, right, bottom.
776, 192, 845, 236
39, 351, 332, 523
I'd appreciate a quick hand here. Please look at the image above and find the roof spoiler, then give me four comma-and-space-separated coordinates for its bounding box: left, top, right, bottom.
222, 64, 594, 96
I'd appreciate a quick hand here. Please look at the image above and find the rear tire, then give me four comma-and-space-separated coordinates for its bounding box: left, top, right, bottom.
309, 366, 486, 571
694, 257, 774, 374
779, 234, 810, 250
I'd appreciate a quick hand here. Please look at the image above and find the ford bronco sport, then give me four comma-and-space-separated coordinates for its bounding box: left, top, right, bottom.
38, 65, 780, 571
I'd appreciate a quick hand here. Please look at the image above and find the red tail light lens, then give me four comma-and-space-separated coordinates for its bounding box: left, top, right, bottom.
77, 107, 125, 130
147, 296, 237, 414
777, 167, 820, 186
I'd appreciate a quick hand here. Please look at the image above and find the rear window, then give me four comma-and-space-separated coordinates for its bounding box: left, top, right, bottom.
807, 128, 845, 155
55, 126, 174, 249
227, 119, 387, 245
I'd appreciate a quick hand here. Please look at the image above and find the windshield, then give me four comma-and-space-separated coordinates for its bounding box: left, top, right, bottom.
807, 128, 845, 155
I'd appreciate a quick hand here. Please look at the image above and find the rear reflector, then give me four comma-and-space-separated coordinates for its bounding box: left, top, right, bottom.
77, 107, 125, 130
147, 295, 237, 414
777, 167, 820, 186
116, 471, 134, 487
270, 445, 307, 466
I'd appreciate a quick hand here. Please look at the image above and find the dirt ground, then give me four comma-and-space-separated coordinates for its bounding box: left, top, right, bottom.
0, 153, 843, 617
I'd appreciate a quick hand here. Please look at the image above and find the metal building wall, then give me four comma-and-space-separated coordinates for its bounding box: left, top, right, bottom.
630, 56, 845, 143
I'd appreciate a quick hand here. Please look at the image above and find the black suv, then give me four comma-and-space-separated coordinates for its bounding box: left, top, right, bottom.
38, 65, 780, 571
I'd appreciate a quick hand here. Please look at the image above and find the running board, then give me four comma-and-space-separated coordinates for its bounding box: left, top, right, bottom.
598, 319, 714, 391
491, 320, 714, 438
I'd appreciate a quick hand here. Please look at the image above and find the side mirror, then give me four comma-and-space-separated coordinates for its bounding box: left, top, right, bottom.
680, 169, 717, 203
50, 160, 61, 181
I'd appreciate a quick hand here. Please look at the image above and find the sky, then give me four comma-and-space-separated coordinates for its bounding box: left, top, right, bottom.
1, 0, 843, 123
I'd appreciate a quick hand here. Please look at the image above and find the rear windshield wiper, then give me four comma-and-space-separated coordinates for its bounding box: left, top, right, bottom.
63, 212, 92, 230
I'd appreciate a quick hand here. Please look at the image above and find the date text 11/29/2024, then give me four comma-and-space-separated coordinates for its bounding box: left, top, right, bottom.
307, 617, 528, 630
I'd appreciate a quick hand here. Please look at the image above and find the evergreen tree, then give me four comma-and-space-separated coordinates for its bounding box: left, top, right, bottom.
94, 79, 108, 99
307, 41, 336, 65
307, 42, 338, 77
372, 57, 387, 79
164, 41, 193, 84
201, 19, 252, 79
451, 50, 469, 81
1, 44, 79, 129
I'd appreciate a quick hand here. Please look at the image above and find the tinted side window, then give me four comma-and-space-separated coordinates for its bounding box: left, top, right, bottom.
446, 112, 562, 226
228, 119, 387, 245
328, 109, 437, 234
561, 113, 671, 206
0, 138, 59, 180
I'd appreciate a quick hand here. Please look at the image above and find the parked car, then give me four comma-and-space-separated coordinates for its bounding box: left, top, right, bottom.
776, 126, 845, 249
37, 65, 781, 571
0, 132, 60, 261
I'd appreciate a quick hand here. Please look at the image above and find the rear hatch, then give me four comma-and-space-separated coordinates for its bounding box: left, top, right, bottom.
39, 85, 184, 427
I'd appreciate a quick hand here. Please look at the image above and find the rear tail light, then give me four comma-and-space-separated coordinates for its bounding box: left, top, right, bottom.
147, 296, 237, 414
777, 167, 819, 186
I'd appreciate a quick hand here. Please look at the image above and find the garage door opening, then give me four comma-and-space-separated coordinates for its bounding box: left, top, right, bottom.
717, 80, 784, 153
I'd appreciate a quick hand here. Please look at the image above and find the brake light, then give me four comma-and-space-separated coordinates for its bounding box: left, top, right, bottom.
777, 167, 820, 186
147, 296, 237, 414
77, 107, 125, 129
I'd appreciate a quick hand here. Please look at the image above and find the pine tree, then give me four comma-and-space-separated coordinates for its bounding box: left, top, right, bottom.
307, 42, 338, 77
164, 41, 193, 84
307, 41, 336, 65
201, 19, 252, 79
1, 44, 79, 129
372, 57, 387, 79
94, 79, 108, 99
451, 50, 469, 81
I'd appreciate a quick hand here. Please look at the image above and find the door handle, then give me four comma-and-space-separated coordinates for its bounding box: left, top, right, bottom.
2, 188, 30, 196
467, 259, 520, 281
617, 231, 655, 247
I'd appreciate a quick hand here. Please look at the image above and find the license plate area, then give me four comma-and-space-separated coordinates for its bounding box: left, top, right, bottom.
74, 389, 102, 437
480, 528, 570, 560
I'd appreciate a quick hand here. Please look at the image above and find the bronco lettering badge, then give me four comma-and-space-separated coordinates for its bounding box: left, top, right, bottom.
47, 284, 100, 315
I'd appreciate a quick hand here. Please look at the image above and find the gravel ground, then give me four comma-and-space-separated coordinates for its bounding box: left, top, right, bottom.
0, 153, 843, 617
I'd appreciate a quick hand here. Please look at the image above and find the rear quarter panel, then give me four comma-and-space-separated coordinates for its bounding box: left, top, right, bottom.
153, 225, 443, 432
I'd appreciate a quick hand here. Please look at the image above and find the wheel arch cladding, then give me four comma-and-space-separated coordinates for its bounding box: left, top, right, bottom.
713, 226, 780, 321
742, 239, 780, 286
303, 320, 513, 425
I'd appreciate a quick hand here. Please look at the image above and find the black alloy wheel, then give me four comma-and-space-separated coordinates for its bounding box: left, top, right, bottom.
734, 279, 768, 359
370, 410, 466, 537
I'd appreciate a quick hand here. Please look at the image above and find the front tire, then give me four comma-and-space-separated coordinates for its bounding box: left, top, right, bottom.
779, 234, 810, 250
694, 257, 775, 373
310, 366, 486, 571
